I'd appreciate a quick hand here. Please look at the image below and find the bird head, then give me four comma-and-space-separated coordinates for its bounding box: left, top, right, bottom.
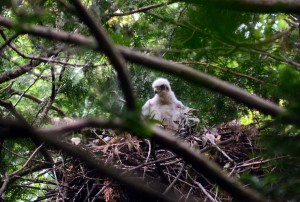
152, 78, 171, 95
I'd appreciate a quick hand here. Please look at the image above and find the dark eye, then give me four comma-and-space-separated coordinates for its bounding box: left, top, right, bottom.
160, 84, 168, 90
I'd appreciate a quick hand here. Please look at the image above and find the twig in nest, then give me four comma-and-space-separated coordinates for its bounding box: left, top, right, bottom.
194, 181, 219, 202
163, 163, 186, 195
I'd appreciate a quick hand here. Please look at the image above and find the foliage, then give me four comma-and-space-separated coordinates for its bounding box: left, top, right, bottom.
0, 0, 300, 201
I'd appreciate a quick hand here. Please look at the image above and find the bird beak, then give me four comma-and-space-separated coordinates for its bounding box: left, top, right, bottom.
154, 87, 160, 94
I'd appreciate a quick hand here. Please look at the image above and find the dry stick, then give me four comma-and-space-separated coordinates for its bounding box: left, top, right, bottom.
194, 181, 218, 202
163, 163, 186, 195
152, 127, 267, 202
72, 0, 136, 111
35, 133, 175, 202
0, 16, 287, 118
127, 156, 178, 172
143, 139, 152, 179
37, 118, 267, 202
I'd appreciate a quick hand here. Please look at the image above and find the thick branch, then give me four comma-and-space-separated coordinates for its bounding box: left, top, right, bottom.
0, 119, 175, 202
175, 0, 300, 14
72, 0, 136, 111
34, 119, 266, 201
0, 62, 34, 84
118, 46, 284, 117
0, 16, 287, 118
151, 127, 266, 202
0, 100, 54, 164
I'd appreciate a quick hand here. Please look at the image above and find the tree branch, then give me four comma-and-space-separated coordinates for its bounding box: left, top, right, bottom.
175, 0, 300, 15
0, 119, 175, 202
10, 89, 65, 116
118, 46, 285, 117
0, 16, 288, 119
72, 0, 136, 111
107, 2, 173, 17
0, 100, 54, 164
19, 118, 268, 202
177, 61, 264, 83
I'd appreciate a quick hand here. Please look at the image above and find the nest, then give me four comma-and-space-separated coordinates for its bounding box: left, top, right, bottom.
41, 119, 262, 202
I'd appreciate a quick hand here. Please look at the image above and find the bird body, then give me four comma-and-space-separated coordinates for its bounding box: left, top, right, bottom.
142, 78, 187, 130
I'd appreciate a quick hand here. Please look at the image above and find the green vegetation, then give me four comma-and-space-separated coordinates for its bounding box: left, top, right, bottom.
0, 0, 300, 201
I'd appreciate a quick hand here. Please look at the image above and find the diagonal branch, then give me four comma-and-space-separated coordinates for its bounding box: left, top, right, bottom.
72, 0, 136, 111
10, 89, 65, 116
177, 61, 264, 83
175, 0, 300, 15
0, 119, 175, 202
0, 100, 54, 164
34, 118, 267, 202
107, 2, 173, 17
0, 16, 288, 119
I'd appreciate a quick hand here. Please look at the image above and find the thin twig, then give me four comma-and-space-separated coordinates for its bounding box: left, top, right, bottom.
194, 181, 218, 202
163, 163, 186, 195
108, 2, 173, 17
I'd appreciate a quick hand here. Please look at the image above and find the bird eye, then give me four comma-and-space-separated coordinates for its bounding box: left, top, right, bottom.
159, 84, 169, 91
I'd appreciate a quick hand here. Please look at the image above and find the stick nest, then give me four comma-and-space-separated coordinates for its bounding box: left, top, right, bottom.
43, 119, 262, 202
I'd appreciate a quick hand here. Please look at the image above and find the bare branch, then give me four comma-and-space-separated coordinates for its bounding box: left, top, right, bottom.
0, 144, 44, 197
10, 89, 65, 116
72, 0, 136, 111
32, 66, 58, 127
0, 16, 290, 120
151, 127, 267, 202
0, 32, 19, 53
175, 0, 300, 15
34, 118, 267, 202
108, 2, 173, 17
0, 100, 54, 163
118, 46, 285, 117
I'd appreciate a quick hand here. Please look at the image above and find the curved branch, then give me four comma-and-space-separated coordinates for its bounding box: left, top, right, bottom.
0, 16, 287, 118
10, 89, 65, 116
72, 0, 136, 111
151, 127, 266, 202
0, 119, 175, 202
34, 118, 266, 202
175, 0, 300, 15
118, 46, 284, 117
0, 100, 54, 164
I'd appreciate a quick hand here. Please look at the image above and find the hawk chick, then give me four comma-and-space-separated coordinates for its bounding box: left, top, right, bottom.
142, 78, 187, 130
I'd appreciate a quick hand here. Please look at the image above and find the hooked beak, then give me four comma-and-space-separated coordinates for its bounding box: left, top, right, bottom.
154, 87, 160, 94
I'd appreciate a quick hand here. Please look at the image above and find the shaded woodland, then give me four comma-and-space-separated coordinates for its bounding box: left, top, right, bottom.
1, 0, 300, 201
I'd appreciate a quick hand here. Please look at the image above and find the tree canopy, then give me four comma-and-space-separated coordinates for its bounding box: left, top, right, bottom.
1, 0, 300, 201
